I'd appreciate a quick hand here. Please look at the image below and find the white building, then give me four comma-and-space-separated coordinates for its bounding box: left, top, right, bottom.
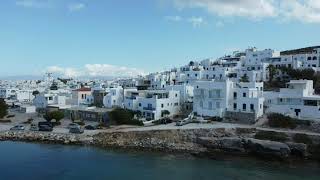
124, 90, 181, 120
193, 79, 264, 123
265, 80, 320, 121
103, 87, 124, 108
33, 92, 71, 109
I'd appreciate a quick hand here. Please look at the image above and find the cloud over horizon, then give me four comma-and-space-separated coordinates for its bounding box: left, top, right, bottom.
45, 64, 145, 78
171, 0, 320, 23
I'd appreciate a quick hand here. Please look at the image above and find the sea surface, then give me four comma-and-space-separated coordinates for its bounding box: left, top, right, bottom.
0, 141, 319, 180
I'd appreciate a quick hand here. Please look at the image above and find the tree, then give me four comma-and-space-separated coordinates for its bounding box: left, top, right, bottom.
44, 111, 64, 122
240, 74, 249, 82
189, 61, 195, 66
161, 110, 170, 117
0, 98, 8, 119
267, 64, 276, 82
32, 90, 40, 96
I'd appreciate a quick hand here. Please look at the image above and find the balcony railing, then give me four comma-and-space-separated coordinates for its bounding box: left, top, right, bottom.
143, 107, 156, 111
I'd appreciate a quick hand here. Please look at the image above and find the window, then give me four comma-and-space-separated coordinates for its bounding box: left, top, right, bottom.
216, 102, 220, 109
161, 104, 164, 108
139, 103, 141, 107
208, 102, 213, 110
233, 92, 237, 99
174, 103, 179, 106
243, 93, 246, 97
233, 103, 237, 110
200, 101, 203, 108
243, 104, 246, 111
175, 94, 178, 97
250, 104, 254, 111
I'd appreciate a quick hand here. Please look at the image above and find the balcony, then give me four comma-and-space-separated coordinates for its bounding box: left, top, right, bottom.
143, 107, 156, 111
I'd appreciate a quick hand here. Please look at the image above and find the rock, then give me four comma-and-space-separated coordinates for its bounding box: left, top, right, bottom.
244, 138, 291, 159
197, 137, 245, 152
286, 142, 308, 157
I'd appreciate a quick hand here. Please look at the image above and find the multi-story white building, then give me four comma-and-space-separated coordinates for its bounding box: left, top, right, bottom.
124, 90, 180, 120
103, 87, 124, 108
193, 79, 264, 123
265, 80, 320, 121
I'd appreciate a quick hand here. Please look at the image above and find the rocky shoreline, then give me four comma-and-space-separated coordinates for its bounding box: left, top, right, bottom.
1, 127, 320, 161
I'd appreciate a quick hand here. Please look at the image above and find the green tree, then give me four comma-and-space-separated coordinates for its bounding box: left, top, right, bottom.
44, 111, 64, 122
0, 98, 8, 119
240, 74, 249, 82
161, 110, 170, 117
268, 64, 276, 82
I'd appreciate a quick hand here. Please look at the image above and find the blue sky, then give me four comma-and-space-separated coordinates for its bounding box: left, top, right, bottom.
1, 0, 320, 78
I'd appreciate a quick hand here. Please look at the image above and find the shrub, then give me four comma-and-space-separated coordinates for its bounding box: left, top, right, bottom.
44, 111, 65, 122
267, 113, 297, 129
0, 119, 11, 123
255, 131, 289, 142
108, 108, 143, 126
0, 98, 8, 119
293, 134, 313, 145
210, 116, 223, 122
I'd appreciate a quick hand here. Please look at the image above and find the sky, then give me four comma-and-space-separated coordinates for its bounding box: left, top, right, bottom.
1, 0, 320, 78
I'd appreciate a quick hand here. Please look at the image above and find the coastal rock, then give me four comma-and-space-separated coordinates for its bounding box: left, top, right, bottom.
286, 142, 308, 157
197, 137, 245, 152
244, 138, 290, 159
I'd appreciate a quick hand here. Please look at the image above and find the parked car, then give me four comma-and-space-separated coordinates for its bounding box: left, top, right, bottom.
68, 123, 80, 129
84, 125, 96, 130
69, 126, 84, 134
10, 125, 25, 131
29, 123, 39, 131
38, 122, 53, 132
176, 120, 188, 126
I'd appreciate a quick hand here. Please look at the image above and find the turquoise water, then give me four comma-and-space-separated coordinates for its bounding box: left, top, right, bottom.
0, 142, 319, 180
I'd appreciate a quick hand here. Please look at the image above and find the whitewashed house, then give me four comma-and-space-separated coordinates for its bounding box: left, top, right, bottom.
265, 80, 320, 121
33, 92, 70, 109
193, 79, 264, 123
124, 90, 180, 120
103, 87, 124, 108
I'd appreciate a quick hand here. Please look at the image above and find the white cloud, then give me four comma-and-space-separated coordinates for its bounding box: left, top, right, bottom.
68, 3, 85, 12
174, 0, 277, 19
46, 64, 145, 78
187, 16, 205, 27
165, 15, 206, 27
171, 0, 320, 23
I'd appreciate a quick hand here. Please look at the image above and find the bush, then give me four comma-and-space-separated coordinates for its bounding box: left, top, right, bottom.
44, 111, 65, 122
293, 134, 313, 145
267, 113, 297, 129
109, 108, 143, 126
0, 99, 8, 119
209, 116, 223, 122
0, 119, 11, 123
255, 131, 289, 142
6, 115, 15, 118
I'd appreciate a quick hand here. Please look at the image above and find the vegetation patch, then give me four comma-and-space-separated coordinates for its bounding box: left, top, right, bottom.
109, 108, 143, 126
267, 113, 297, 129
0, 98, 8, 119
43, 111, 65, 126
293, 134, 313, 145
255, 131, 289, 142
